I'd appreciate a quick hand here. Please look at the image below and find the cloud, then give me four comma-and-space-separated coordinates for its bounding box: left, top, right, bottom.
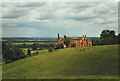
2, 2, 45, 19
16, 2, 46, 7
1, 2, 118, 37
2, 2, 46, 7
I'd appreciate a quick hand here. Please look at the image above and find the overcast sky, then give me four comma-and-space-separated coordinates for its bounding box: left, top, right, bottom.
1, 2, 118, 37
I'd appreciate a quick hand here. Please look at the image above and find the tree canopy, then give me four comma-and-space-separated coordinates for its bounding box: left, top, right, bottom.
100, 29, 116, 39
93, 29, 119, 46
2, 41, 25, 63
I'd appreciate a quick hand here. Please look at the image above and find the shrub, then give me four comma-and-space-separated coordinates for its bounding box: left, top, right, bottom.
31, 43, 37, 50
59, 44, 63, 49
48, 48, 53, 52
71, 43, 76, 47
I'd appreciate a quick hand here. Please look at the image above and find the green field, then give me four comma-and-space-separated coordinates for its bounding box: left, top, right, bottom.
13, 41, 57, 45
2, 45, 118, 79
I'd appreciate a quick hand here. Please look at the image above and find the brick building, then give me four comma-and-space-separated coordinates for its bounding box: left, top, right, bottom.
57, 33, 92, 47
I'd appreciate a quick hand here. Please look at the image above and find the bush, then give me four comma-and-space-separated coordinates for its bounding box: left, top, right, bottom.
31, 43, 37, 50
54, 46, 58, 50
100, 37, 117, 45
48, 48, 53, 52
71, 43, 76, 47
58, 44, 64, 49
92, 39, 101, 46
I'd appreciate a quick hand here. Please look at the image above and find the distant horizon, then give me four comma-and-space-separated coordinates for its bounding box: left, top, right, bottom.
2, 36, 100, 38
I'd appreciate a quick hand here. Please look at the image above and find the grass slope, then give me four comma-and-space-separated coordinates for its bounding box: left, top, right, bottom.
3, 45, 118, 79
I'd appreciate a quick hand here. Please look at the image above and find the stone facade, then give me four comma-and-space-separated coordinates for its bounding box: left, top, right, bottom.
58, 33, 92, 47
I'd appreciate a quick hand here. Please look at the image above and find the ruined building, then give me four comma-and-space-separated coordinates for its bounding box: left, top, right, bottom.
57, 33, 92, 48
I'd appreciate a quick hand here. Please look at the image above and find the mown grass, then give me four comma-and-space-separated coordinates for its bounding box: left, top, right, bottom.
2, 45, 118, 79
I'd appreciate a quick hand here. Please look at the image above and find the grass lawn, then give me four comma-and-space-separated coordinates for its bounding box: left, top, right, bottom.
2, 44, 118, 79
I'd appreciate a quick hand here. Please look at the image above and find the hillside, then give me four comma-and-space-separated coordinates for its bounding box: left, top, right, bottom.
2, 45, 118, 79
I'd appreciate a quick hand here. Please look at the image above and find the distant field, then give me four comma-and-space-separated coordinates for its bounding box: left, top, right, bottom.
13, 41, 57, 45
2, 44, 118, 79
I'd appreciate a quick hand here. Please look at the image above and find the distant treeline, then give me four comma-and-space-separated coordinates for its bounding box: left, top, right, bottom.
92, 29, 120, 46
2, 37, 58, 42
15, 43, 56, 50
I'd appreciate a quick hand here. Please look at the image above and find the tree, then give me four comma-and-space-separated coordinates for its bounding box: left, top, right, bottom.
118, 33, 120, 36
2, 41, 25, 63
92, 39, 101, 46
63, 36, 71, 47
110, 30, 116, 37
100, 29, 116, 39
31, 43, 37, 50
27, 48, 31, 56
117, 33, 120, 44
99, 29, 117, 45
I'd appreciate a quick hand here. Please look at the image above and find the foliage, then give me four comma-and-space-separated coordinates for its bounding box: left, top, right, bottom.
31, 43, 37, 50
93, 29, 119, 46
48, 47, 53, 52
92, 39, 101, 46
100, 37, 118, 45
100, 29, 116, 39
27, 48, 31, 56
118, 33, 120, 44
56, 43, 64, 49
2, 41, 25, 63
63, 37, 71, 47
14, 42, 56, 50
71, 43, 76, 47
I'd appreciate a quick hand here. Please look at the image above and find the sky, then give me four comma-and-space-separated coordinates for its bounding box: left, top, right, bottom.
1, 2, 118, 37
